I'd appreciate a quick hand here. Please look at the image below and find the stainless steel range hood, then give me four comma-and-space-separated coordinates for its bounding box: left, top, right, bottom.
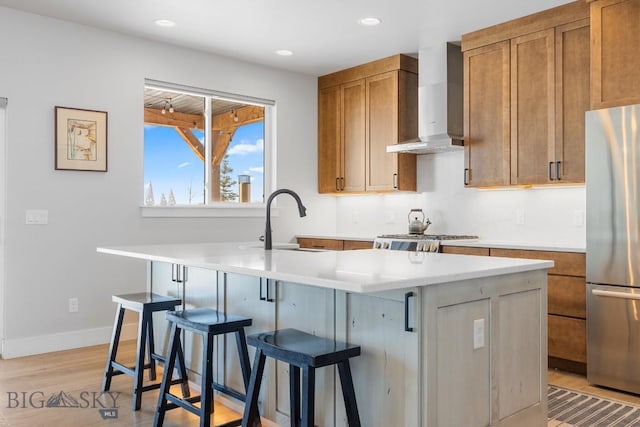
387, 42, 463, 155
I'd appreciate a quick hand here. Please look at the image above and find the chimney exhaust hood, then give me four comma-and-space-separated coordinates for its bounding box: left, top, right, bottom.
387, 42, 464, 155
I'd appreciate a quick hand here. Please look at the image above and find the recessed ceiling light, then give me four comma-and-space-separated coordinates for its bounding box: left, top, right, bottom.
275, 49, 294, 56
358, 17, 381, 26
154, 19, 176, 28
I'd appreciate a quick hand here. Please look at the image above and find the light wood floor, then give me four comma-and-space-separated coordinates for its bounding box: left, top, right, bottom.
0, 340, 241, 427
3, 343, 640, 426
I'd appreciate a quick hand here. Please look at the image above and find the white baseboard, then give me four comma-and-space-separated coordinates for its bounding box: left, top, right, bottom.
1, 322, 138, 359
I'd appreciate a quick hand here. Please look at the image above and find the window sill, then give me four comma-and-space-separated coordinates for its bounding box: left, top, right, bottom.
140, 204, 276, 218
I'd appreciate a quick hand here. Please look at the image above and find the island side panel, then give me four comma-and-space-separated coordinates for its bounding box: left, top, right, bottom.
335, 288, 422, 427
423, 269, 548, 426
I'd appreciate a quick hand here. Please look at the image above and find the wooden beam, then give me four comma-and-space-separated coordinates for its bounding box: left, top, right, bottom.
144, 108, 204, 129
175, 128, 205, 161
212, 130, 234, 168
212, 105, 264, 130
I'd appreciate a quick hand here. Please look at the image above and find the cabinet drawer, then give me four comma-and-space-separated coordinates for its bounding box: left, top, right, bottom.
548, 275, 586, 318
297, 238, 344, 251
548, 314, 586, 363
343, 240, 373, 250
490, 248, 585, 276
441, 246, 490, 256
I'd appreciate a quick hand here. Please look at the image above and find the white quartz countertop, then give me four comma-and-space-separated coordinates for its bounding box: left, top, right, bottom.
97, 242, 553, 293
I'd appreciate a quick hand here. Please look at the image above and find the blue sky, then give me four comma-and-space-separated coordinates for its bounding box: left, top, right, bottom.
144, 121, 264, 205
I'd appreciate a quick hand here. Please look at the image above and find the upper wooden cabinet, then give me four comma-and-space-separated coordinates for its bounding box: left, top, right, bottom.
318, 55, 417, 194
590, 0, 640, 109
463, 41, 511, 187
462, 1, 589, 187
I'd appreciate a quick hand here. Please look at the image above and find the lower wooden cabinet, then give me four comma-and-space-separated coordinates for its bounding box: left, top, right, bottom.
442, 245, 587, 373
297, 237, 373, 251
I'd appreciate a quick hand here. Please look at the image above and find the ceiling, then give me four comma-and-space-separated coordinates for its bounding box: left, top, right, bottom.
0, 0, 573, 76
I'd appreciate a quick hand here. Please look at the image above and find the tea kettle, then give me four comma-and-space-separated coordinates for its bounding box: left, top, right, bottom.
408, 209, 431, 235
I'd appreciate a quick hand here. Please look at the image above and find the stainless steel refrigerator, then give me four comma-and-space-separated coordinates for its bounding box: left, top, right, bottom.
586, 103, 640, 394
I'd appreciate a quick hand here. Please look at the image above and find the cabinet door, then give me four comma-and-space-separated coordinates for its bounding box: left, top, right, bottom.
222, 273, 275, 416
366, 71, 399, 191
435, 299, 491, 427
464, 41, 511, 187
336, 290, 420, 427
591, 0, 640, 109
341, 80, 366, 192
272, 282, 336, 426
510, 29, 555, 185
555, 19, 589, 183
318, 86, 342, 193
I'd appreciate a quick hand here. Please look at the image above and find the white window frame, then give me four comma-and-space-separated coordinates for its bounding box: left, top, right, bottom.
141, 79, 276, 218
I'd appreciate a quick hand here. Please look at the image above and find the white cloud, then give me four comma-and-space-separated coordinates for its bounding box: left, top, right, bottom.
228, 139, 264, 156
249, 166, 264, 174
177, 162, 190, 168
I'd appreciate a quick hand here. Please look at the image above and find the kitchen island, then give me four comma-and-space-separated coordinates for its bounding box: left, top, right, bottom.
98, 242, 553, 427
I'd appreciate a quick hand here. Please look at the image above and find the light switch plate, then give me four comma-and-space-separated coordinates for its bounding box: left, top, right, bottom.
25, 209, 48, 225
473, 318, 485, 350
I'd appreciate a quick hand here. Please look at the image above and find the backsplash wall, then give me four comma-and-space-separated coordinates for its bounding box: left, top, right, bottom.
336, 150, 586, 248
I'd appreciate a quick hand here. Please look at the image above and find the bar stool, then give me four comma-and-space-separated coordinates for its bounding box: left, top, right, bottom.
102, 292, 190, 410
242, 328, 362, 427
154, 307, 253, 427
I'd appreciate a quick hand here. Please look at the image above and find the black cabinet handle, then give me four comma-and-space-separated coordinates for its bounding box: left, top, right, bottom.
340, 177, 345, 191
336, 177, 340, 192
171, 264, 186, 283
556, 161, 561, 181
266, 279, 275, 302
259, 278, 266, 301
404, 291, 415, 332
393, 173, 398, 189
464, 168, 470, 186
548, 161, 555, 181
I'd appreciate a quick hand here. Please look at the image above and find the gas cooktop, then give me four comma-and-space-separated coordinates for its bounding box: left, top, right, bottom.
377, 234, 479, 241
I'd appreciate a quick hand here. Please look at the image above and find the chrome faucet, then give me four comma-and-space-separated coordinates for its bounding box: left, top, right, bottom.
265, 189, 307, 250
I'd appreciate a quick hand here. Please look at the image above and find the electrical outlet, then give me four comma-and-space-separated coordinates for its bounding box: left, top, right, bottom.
473, 318, 485, 350
68, 298, 78, 313
25, 209, 48, 225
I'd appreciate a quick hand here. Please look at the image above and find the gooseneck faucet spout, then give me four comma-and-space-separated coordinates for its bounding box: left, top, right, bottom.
265, 189, 307, 250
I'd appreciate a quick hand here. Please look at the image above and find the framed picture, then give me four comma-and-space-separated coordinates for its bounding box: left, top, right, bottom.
55, 106, 108, 171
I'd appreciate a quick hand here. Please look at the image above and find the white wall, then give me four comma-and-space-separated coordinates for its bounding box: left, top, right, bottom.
0, 7, 335, 357
337, 150, 586, 248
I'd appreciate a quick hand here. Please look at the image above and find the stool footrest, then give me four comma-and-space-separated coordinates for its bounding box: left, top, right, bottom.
166, 393, 201, 416
213, 382, 246, 402
110, 361, 135, 378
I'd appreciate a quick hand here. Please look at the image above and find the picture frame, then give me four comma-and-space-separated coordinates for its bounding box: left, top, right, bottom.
55, 106, 108, 171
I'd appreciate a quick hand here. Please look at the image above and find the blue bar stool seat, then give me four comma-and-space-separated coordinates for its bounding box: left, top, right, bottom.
242, 328, 362, 427
154, 307, 253, 427
102, 292, 190, 410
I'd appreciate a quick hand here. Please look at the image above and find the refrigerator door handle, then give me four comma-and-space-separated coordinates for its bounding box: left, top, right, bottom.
592, 289, 640, 300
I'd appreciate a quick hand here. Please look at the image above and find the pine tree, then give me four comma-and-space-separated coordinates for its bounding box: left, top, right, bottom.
145, 182, 155, 206
220, 154, 238, 201
168, 189, 176, 206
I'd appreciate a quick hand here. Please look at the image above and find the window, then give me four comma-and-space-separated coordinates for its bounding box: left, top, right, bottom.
143, 80, 273, 208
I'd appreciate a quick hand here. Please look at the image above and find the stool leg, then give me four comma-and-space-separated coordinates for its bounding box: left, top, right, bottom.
289, 365, 300, 427
337, 360, 361, 427
200, 332, 215, 427
133, 309, 150, 411
147, 310, 157, 381
242, 349, 266, 427
235, 329, 252, 391
153, 322, 180, 427
301, 366, 315, 427
102, 305, 125, 392
176, 337, 191, 398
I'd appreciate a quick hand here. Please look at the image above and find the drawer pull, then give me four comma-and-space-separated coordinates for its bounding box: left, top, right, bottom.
592, 289, 640, 300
